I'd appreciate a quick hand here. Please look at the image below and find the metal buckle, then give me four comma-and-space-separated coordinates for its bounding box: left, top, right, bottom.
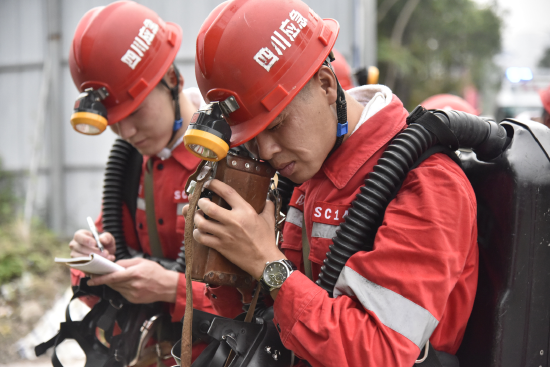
221, 334, 238, 343
415, 341, 430, 364
109, 298, 123, 310
128, 314, 161, 366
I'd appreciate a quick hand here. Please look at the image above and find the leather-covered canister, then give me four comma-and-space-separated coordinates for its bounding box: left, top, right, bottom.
190, 150, 274, 288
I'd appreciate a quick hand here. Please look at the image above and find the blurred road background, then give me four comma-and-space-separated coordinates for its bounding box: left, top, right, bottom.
0, 0, 549, 365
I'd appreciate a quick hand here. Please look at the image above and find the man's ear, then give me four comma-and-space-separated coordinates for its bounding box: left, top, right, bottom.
177, 73, 185, 93
164, 65, 185, 92
317, 65, 338, 105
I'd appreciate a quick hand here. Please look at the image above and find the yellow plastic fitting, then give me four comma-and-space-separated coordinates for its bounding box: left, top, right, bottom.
184, 128, 229, 162
70, 111, 108, 135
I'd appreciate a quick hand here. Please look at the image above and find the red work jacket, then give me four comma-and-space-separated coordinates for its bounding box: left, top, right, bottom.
71, 143, 243, 324
273, 93, 478, 367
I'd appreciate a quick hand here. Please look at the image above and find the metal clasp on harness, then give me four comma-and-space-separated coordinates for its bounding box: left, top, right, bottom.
415, 341, 429, 364
128, 314, 161, 366
109, 298, 124, 310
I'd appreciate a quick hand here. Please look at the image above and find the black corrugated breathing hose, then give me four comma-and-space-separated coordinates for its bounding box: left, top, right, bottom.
317, 107, 510, 296
277, 176, 298, 215
102, 139, 137, 260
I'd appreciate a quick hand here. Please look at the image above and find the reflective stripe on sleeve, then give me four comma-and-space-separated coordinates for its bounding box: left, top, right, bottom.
334, 266, 439, 349
286, 207, 303, 228
311, 222, 339, 239
137, 197, 146, 211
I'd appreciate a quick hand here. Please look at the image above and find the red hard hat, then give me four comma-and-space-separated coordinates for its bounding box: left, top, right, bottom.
69, 1, 182, 126
195, 0, 339, 147
420, 94, 479, 115
539, 85, 550, 114
331, 49, 354, 90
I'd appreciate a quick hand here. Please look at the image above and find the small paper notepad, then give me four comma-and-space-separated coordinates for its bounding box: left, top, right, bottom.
55, 254, 125, 275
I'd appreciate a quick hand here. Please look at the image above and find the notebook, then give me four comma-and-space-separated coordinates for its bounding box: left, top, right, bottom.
55, 253, 125, 275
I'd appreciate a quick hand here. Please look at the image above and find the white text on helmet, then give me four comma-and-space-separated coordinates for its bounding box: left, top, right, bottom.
253, 10, 308, 72
120, 19, 160, 70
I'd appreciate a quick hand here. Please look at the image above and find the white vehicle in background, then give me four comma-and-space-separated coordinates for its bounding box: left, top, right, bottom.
495, 67, 550, 122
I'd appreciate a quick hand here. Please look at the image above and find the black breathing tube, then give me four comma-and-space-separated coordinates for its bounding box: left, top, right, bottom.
317, 106, 510, 296
102, 139, 139, 260
277, 176, 298, 215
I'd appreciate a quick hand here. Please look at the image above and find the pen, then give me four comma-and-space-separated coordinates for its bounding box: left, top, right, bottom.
87, 216, 105, 252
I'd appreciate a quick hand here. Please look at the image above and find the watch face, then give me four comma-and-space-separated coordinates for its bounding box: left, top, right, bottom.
264, 261, 289, 288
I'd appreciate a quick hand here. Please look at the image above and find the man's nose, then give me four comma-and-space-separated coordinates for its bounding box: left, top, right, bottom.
114, 118, 137, 140
255, 131, 281, 161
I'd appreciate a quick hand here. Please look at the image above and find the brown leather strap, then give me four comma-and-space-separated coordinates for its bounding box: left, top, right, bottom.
244, 284, 262, 323
301, 214, 313, 280
181, 162, 211, 366
144, 159, 164, 258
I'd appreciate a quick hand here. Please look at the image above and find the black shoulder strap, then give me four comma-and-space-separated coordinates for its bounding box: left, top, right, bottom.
35, 281, 113, 367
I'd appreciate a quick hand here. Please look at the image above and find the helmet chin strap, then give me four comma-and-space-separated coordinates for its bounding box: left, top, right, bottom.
323, 52, 348, 157
158, 64, 183, 159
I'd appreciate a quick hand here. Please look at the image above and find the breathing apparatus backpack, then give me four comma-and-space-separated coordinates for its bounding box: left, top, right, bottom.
456, 118, 550, 367
35, 139, 185, 367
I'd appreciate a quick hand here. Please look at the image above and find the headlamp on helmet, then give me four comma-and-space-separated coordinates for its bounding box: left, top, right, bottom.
183, 96, 238, 161
70, 87, 109, 135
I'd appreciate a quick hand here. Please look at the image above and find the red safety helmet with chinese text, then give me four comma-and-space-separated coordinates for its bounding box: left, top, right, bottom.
188, 0, 339, 152
68, 1, 182, 135
420, 94, 479, 115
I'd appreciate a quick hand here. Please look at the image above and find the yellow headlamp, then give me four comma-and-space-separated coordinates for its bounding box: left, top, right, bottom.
354, 65, 380, 86
184, 97, 238, 162
70, 87, 109, 135
367, 66, 380, 85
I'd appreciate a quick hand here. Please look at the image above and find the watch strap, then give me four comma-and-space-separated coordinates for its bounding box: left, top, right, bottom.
259, 275, 271, 293
282, 259, 297, 272
259, 259, 297, 293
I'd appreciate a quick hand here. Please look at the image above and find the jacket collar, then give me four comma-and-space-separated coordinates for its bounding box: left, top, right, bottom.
322, 91, 409, 189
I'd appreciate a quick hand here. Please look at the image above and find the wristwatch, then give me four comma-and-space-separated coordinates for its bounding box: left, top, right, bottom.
259, 259, 297, 292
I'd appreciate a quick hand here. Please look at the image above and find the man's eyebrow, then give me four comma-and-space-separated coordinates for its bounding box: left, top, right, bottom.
271, 112, 286, 126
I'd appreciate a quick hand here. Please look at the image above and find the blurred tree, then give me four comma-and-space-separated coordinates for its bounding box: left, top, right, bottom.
377, 0, 503, 110
0, 157, 67, 283
538, 47, 550, 68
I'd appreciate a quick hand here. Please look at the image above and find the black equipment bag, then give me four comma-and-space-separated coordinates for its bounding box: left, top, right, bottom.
34, 277, 169, 367
172, 309, 294, 367
457, 118, 550, 367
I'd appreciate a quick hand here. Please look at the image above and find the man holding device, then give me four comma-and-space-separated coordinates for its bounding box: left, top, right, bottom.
182, 0, 478, 366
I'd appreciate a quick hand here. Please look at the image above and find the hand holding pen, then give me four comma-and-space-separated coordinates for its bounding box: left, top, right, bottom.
87, 216, 105, 252
68, 217, 116, 261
